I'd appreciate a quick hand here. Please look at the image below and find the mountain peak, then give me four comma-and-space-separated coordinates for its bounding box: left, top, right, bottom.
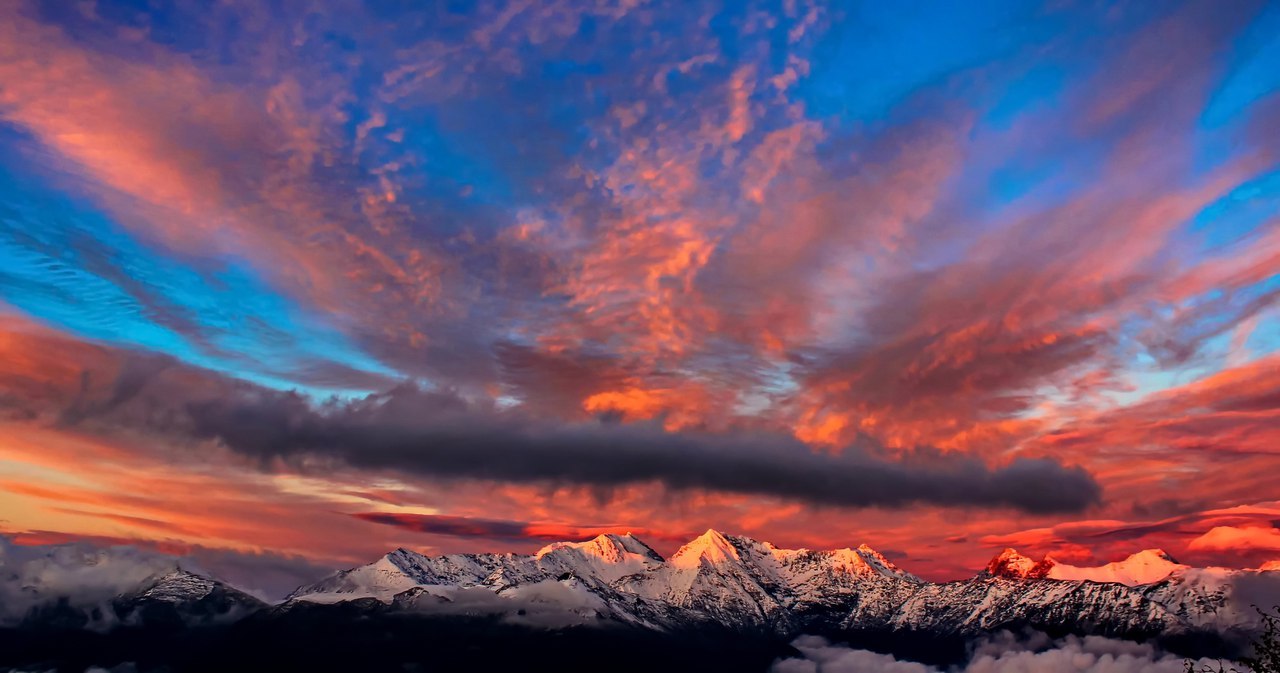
608, 533, 664, 561
816, 545, 915, 581
669, 529, 741, 569
851, 544, 915, 580
383, 547, 427, 572
1128, 549, 1178, 564
986, 548, 1032, 576
134, 568, 219, 603
985, 548, 1054, 579
1260, 560, 1280, 572
536, 532, 662, 563
855, 544, 890, 565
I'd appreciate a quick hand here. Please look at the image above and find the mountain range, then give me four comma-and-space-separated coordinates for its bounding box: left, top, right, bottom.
3, 530, 1277, 672
280, 529, 1274, 638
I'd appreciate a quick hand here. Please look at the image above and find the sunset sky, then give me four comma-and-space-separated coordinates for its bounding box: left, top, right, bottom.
1, 0, 1279, 590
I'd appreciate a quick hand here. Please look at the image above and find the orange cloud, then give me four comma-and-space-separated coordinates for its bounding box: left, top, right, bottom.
1189, 526, 1280, 553
582, 379, 721, 431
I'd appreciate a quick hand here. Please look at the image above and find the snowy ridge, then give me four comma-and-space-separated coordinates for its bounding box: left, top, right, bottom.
7, 561, 265, 629
1047, 549, 1189, 585
111, 567, 267, 626
1138, 565, 1276, 631
984, 547, 1190, 586
285, 531, 1276, 639
285, 549, 432, 603
11, 530, 1270, 643
134, 569, 220, 604
535, 532, 664, 582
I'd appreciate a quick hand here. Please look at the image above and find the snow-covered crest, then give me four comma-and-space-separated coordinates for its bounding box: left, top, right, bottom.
287, 530, 1270, 636
668, 529, 742, 568
982, 547, 1188, 586
9, 530, 1278, 642
1047, 549, 1188, 585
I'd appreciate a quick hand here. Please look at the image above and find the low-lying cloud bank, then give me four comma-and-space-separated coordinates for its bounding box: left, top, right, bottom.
0, 537, 175, 625
0, 535, 329, 612
771, 633, 1220, 673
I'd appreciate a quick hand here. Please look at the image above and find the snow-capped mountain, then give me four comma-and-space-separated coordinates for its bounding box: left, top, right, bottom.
1049, 549, 1188, 584
0, 538, 176, 626
18, 567, 266, 629
285, 530, 928, 633
984, 548, 1054, 579
284, 530, 1277, 643
9, 529, 1276, 653
5, 533, 1274, 673
1139, 565, 1279, 632
983, 547, 1189, 585
112, 568, 267, 626
0, 539, 265, 630
970, 547, 1279, 635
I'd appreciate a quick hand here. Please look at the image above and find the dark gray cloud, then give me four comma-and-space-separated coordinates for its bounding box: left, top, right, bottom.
181, 547, 336, 603
182, 384, 1101, 514
0, 534, 332, 606
352, 512, 534, 541
0, 330, 1102, 514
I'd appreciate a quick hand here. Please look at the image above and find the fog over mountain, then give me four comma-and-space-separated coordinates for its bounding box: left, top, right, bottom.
772, 633, 1218, 673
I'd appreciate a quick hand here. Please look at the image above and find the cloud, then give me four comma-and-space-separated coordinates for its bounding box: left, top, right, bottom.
0, 317, 1101, 520
0, 534, 331, 605
977, 503, 1280, 570
1032, 354, 1280, 458
0, 535, 176, 625
0, 0, 1278, 577
353, 512, 534, 540
2, 0, 1276, 445
772, 636, 934, 673
771, 633, 1218, 673
177, 547, 335, 603
1190, 525, 1280, 552
352, 512, 673, 545
183, 383, 1101, 514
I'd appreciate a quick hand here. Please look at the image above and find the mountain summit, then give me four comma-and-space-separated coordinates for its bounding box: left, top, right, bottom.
669, 529, 742, 568
983, 547, 1188, 585
984, 548, 1055, 579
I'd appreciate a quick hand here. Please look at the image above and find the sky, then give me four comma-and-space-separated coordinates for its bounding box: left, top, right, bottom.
0, 0, 1278, 586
